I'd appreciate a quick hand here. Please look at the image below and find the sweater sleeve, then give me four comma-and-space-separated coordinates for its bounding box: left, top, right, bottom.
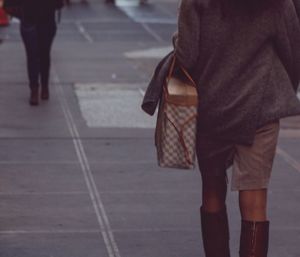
175, 0, 201, 71
275, 0, 300, 91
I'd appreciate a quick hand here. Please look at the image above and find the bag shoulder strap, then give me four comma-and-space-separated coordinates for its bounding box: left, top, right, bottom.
166, 55, 197, 88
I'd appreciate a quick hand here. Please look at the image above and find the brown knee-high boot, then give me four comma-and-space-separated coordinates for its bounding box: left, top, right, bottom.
239, 220, 269, 257
200, 206, 231, 257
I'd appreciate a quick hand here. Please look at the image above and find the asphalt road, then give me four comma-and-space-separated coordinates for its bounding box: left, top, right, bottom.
0, 0, 299, 256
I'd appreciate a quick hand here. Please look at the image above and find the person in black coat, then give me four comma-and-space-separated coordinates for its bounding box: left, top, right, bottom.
20, 0, 59, 105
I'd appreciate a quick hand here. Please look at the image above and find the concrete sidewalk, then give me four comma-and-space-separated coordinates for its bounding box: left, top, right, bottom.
0, 1, 299, 256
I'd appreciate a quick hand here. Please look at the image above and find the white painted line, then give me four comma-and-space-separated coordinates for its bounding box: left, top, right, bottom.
76, 21, 94, 43
140, 23, 164, 43
53, 70, 121, 257
139, 88, 145, 97
277, 146, 300, 174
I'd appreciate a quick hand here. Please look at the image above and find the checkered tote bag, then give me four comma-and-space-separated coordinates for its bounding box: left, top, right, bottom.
155, 56, 198, 169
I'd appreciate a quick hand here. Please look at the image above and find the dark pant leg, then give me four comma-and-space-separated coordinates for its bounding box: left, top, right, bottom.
20, 22, 40, 89
37, 21, 57, 88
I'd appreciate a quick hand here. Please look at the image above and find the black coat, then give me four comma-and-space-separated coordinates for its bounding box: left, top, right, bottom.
21, 0, 57, 24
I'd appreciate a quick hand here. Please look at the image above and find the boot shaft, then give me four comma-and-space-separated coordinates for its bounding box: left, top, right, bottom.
239, 220, 269, 257
200, 206, 231, 257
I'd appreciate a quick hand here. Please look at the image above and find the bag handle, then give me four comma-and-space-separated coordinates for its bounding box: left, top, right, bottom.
166, 55, 197, 90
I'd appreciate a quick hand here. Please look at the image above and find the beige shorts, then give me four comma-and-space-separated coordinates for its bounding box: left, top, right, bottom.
197, 121, 280, 191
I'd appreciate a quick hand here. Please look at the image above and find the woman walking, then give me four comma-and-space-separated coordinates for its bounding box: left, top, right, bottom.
174, 0, 300, 256
20, 0, 59, 106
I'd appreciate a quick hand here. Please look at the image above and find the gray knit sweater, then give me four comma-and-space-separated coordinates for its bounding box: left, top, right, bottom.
175, 0, 300, 144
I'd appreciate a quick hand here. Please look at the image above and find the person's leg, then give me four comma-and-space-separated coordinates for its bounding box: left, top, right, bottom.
197, 135, 233, 257
201, 173, 228, 213
200, 173, 231, 257
20, 22, 40, 105
239, 190, 269, 257
38, 20, 57, 100
234, 122, 279, 257
239, 189, 267, 221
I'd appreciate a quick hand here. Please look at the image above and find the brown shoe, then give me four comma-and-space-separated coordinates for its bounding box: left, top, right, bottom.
41, 86, 49, 100
239, 220, 269, 257
200, 206, 231, 257
29, 89, 39, 106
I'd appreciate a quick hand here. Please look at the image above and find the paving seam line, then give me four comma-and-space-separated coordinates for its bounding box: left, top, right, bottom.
140, 22, 164, 43
0, 161, 79, 164
138, 88, 145, 96
276, 146, 300, 174
0, 191, 88, 196
0, 225, 299, 235
53, 69, 121, 257
0, 229, 102, 235
75, 21, 94, 43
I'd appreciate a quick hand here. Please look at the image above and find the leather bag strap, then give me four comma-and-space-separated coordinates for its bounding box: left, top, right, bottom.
166, 55, 197, 92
